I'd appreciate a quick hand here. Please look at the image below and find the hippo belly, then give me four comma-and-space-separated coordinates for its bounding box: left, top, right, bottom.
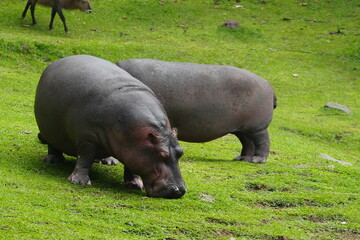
34, 55, 186, 198
116, 59, 276, 163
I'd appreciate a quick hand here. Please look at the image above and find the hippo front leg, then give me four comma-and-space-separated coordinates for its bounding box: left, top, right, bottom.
233, 129, 270, 163
124, 167, 144, 190
68, 141, 97, 185
100, 159, 143, 190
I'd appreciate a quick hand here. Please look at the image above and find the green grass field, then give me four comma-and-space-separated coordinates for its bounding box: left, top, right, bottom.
0, 0, 359, 239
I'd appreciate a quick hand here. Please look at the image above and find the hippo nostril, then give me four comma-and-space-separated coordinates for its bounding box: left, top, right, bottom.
169, 185, 186, 199
179, 186, 186, 195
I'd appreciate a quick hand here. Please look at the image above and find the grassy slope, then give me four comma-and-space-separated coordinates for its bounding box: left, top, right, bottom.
0, 0, 359, 239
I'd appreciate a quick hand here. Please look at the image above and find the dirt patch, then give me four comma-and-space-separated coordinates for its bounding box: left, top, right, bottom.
212, 229, 234, 237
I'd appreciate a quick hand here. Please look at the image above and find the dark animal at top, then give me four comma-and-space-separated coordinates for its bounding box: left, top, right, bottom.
34, 55, 186, 199
22, 0, 92, 33
116, 59, 277, 164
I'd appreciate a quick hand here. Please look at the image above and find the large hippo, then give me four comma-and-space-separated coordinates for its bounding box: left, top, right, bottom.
116, 59, 277, 163
34, 55, 186, 199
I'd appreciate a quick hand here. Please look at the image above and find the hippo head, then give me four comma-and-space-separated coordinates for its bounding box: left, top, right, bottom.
116, 126, 186, 199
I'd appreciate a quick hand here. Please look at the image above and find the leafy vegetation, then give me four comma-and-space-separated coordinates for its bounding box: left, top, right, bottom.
0, 0, 359, 239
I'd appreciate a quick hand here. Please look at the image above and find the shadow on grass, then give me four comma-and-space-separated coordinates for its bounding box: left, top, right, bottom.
28, 152, 145, 196
182, 156, 258, 164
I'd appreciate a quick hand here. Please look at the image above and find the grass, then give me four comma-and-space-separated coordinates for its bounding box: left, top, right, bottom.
0, 0, 359, 239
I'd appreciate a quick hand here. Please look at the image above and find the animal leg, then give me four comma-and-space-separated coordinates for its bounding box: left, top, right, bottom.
53, 3, 68, 33
49, 8, 56, 30
44, 144, 66, 163
29, 2, 37, 25
234, 129, 270, 163
233, 132, 255, 161
98, 158, 143, 189
124, 166, 144, 190
22, 0, 31, 19
67, 141, 97, 185
99, 157, 120, 166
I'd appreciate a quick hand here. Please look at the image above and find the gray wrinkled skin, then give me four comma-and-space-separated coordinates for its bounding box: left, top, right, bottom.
34, 55, 185, 199
116, 59, 276, 163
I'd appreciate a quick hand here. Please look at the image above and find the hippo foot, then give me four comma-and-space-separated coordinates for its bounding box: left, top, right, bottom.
99, 157, 120, 166
125, 178, 144, 190
233, 155, 267, 163
68, 172, 91, 185
43, 154, 66, 163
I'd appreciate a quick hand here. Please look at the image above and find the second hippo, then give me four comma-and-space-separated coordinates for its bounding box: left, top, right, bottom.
116, 59, 277, 163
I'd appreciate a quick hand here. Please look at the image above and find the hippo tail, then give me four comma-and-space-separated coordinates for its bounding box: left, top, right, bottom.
37, 133, 47, 144
273, 94, 277, 109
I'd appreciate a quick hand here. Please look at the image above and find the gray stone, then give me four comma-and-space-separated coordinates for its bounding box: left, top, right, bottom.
317, 154, 353, 166
200, 193, 215, 202
324, 102, 352, 114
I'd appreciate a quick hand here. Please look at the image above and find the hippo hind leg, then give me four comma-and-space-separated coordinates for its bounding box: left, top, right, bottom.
38, 133, 65, 163
236, 133, 255, 157
99, 156, 120, 165
43, 144, 66, 163
233, 129, 270, 163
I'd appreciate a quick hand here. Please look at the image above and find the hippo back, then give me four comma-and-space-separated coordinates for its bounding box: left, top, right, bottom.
116, 59, 275, 142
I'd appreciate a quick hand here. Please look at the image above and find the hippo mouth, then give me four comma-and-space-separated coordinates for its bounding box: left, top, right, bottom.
144, 177, 186, 199
86, 9, 92, 13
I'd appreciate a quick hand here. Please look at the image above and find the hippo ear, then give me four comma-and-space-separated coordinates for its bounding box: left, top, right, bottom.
171, 128, 178, 137
148, 132, 170, 159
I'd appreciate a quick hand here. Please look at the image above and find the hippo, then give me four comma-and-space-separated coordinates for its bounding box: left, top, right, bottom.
115, 59, 277, 163
34, 55, 186, 199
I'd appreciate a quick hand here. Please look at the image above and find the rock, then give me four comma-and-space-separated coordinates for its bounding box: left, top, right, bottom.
324, 102, 352, 114
200, 193, 215, 202
317, 154, 353, 166
222, 20, 239, 29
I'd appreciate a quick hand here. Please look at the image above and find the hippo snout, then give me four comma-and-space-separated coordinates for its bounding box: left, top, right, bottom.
146, 184, 186, 199
159, 185, 186, 199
